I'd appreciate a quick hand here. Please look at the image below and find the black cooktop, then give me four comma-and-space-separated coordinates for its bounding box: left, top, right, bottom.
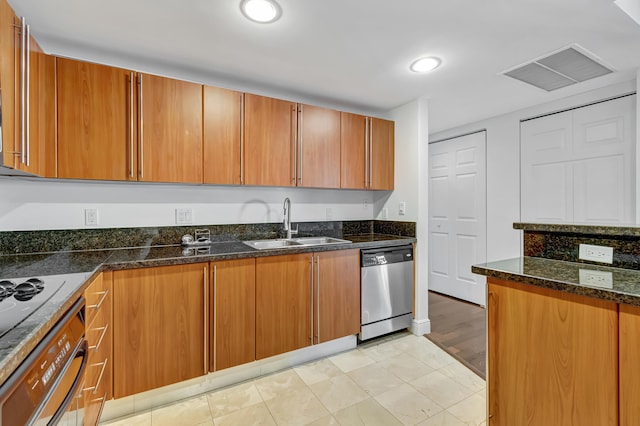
0, 276, 67, 338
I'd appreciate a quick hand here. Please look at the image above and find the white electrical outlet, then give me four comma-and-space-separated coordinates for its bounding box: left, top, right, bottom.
325, 207, 333, 220
381, 208, 388, 219
363, 199, 369, 209
84, 208, 98, 226
578, 244, 613, 264
175, 208, 193, 225
579, 269, 613, 289
399, 202, 406, 215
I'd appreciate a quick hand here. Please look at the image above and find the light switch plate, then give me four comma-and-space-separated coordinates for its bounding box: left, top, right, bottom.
175, 208, 193, 225
381, 208, 389, 219
578, 243, 613, 264
399, 202, 406, 215
84, 208, 98, 226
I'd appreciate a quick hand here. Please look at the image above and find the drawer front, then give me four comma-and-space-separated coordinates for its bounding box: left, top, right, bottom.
85, 272, 110, 327
83, 361, 109, 426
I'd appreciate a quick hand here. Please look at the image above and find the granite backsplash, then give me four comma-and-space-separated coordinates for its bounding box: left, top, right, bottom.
0, 220, 416, 255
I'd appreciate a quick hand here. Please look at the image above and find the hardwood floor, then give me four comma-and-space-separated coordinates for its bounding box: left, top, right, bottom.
425, 290, 486, 379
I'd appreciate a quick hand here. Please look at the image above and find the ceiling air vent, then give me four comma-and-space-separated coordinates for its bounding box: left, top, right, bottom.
502, 45, 613, 91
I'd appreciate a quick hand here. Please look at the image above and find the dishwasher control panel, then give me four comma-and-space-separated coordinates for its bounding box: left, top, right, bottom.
361, 245, 413, 267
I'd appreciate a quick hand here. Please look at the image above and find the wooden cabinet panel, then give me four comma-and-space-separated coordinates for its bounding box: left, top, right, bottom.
299, 104, 340, 188
244, 93, 296, 187
210, 258, 255, 372
620, 304, 640, 426
340, 112, 366, 189
113, 264, 205, 398
203, 86, 242, 185
57, 58, 134, 180
24, 43, 56, 177
314, 249, 360, 344
487, 278, 618, 426
256, 253, 311, 359
370, 118, 394, 190
139, 74, 203, 183
0, 0, 18, 167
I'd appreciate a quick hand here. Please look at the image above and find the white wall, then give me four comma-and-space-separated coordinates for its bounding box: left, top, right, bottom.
430, 79, 637, 262
0, 178, 375, 231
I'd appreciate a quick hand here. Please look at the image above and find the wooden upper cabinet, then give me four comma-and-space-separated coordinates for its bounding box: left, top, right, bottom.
314, 249, 360, 344
138, 74, 203, 183
0, 0, 18, 168
370, 117, 394, 190
203, 86, 242, 185
210, 258, 255, 372
244, 93, 296, 187
340, 112, 367, 189
57, 58, 135, 180
255, 253, 312, 359
487, 278, 618, 426
620, 304, 640, 426
298, 104, 340, 188
24, 41, 56, 177
112, 264, 206, 399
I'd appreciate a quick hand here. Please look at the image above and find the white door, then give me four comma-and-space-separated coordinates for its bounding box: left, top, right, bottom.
428, 131, 487, 306
521, 95, 635, 223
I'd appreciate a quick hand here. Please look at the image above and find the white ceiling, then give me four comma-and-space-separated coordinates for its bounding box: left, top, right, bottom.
9, 0, 640, 134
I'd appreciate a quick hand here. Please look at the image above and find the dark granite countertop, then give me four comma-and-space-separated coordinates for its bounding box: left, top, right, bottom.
0, 233, 415, 384
514, 222, 640, 237
473, 256, 640, 306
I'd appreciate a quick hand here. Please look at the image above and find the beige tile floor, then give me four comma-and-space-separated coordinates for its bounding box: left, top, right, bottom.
102, 333, 486, 426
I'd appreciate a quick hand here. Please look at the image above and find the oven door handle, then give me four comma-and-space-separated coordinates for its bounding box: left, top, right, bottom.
47, 339, 89, 426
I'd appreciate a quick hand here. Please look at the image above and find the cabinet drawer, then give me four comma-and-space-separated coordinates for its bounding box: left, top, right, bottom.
85, 273, 110, 327
83, 357, 109, 426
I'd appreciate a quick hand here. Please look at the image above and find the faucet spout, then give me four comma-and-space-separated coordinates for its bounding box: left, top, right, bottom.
283, 197, 298, 239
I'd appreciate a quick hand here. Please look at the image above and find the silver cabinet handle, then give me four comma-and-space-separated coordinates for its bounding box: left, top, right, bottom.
89, 324, 109, 352
309, 255, 313, 342
364, 117, 369, 189
25, 22, 30, 167
84, 358, 108, 394
316, 255, 320, 343
368, 117, 373, 188
87, 289, 109, 311
203, 265, 208, 374
239, 93, 245, 185
20, 17, 26, 165
213, 264, 218, 371
298, 104, 303, 186
291, 104, 297, 185
129, 72, 135, 178
138, 74, 144, 178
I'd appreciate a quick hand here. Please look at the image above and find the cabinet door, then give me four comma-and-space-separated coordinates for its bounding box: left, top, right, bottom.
57, 58, 135, 180
256, 253, 311, 359
340, 112, 366, 189
620, 304, 640, 426
299, 104, 340, 188
370, 118, 394, 190
314, 249, 360, 344
487, 278, 618, 426
0, 0, 18, 167
139, 73, 203, 183
23, 41, 56, 177
113, 264, 206, 398
210, 258, 255, 372
203, 86, 242, 185
244, 93, 296, 187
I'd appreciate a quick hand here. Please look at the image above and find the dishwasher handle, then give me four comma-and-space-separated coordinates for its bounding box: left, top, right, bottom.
361, 245, 413, 267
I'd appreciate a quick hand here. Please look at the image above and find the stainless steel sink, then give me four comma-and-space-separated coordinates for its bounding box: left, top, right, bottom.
243, 239, 304, 250
243, 236, 351, 250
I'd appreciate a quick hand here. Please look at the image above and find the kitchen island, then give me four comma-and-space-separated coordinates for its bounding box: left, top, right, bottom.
473, 223, 640, 426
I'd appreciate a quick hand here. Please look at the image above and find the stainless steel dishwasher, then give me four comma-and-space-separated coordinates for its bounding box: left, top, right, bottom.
360, 244, 414, 340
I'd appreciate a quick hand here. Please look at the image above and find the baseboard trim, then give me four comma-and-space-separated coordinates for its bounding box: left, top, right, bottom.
410, 318, 431, 335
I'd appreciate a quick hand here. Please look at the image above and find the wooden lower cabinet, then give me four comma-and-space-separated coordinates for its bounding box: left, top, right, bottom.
620, 304, 640, 426
256, 253, 312, 359
210, 258, 255, 372
314, 249, 360, 344
487, 278, 618, 426
112, 264, 206, 398
83, 271, 112, 426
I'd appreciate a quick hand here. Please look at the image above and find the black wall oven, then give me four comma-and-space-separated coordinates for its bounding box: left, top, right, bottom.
0, 298, 87, 426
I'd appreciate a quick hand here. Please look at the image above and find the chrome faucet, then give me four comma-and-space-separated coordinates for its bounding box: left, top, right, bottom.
283, 197, 298, 239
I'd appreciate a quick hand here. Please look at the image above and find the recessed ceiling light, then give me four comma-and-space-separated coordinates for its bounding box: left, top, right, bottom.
410, 57, 442, 73
241, 0, 282, 23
